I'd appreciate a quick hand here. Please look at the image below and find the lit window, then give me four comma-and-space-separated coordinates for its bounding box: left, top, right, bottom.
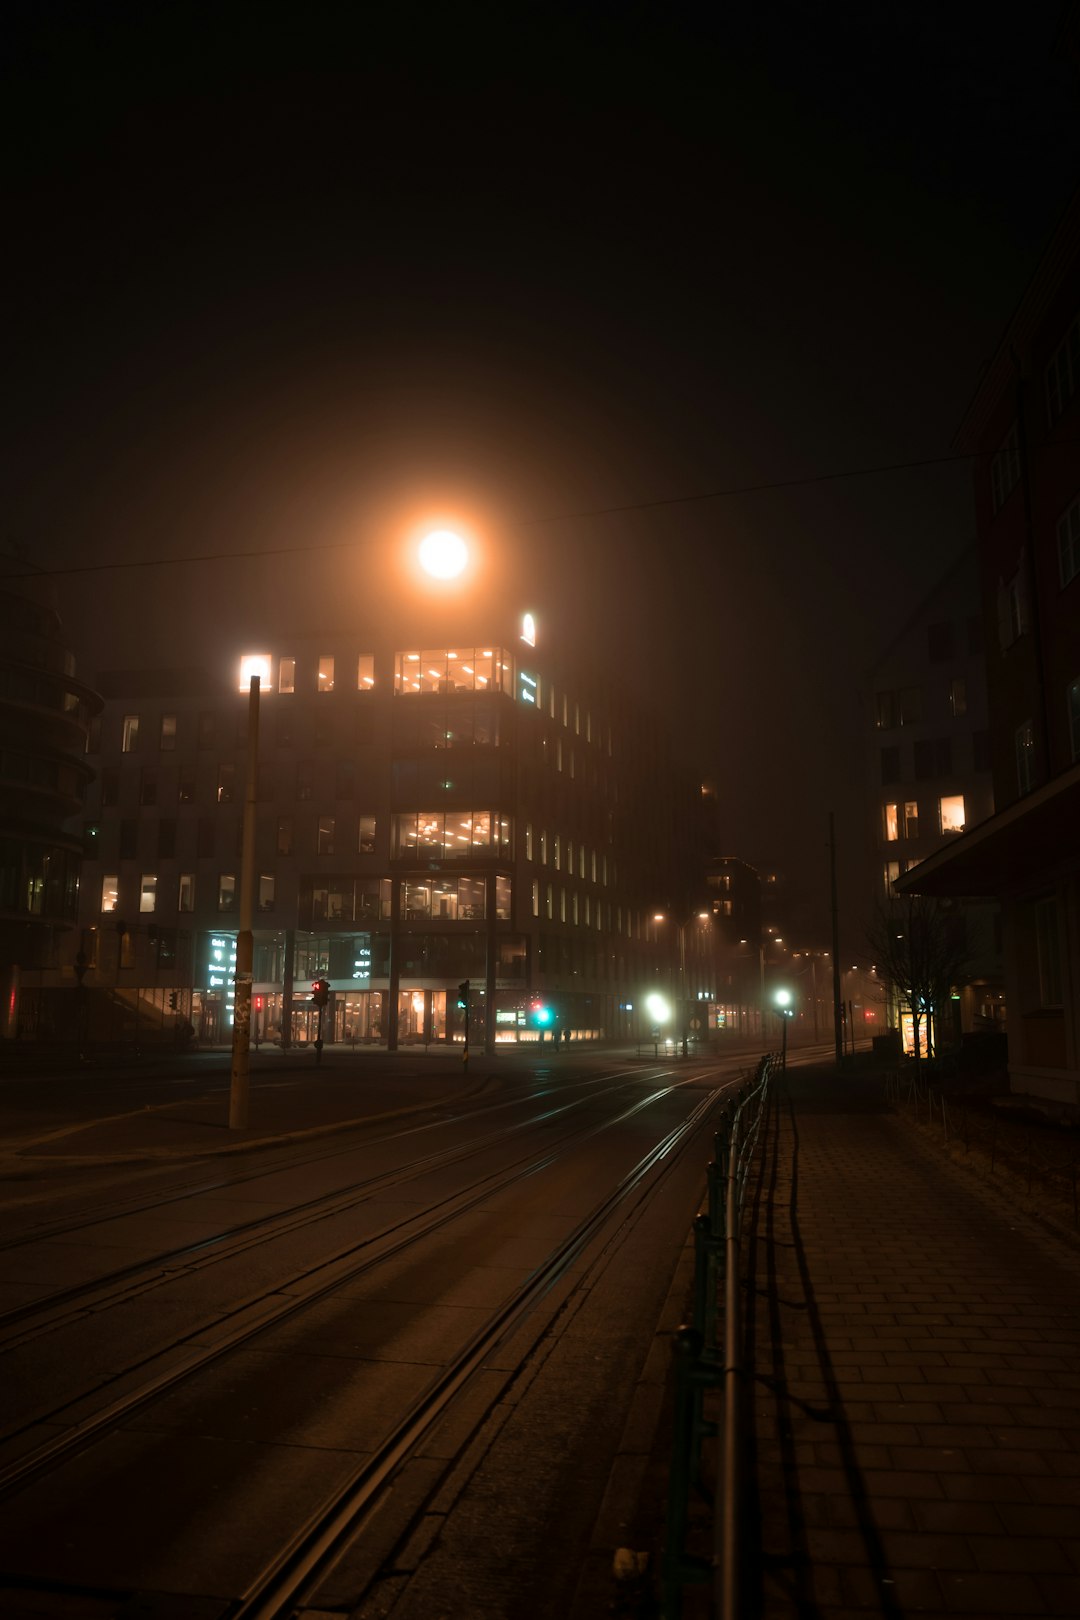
278, 657, 296, 694
939, 795, 966, 834
160, 715, 177, 750
357, 654, 374, 690
525, 823, 533, 860
949, 678, 967, 718
218, 875, 237, 911
318, 656, 335, 692
178, 874, 195, 912
531, 879, 539, 916
1016, 720, 1036, 794
258, 874, 275, 912
101, 874, 119, 913
139, 874, 157, 913
545, 882, 553, 920
1058, 496, 1080, 588
884, 861, 900, 893
496, 876, 511, 919
317, 816, 335, 855
903, 800, 919, 839
358, 815, 376, 855
883, 803, 899, 842
122, 714, 140, 753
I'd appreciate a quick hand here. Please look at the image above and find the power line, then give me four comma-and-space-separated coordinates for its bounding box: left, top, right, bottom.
0, 448, 975, 582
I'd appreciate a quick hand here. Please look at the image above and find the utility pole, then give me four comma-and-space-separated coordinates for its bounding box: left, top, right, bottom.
229, 674, 260, 1129
829, 811, 843, 1069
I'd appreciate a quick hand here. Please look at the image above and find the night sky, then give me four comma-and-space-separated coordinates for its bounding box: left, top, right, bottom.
4, 2, 1078, 944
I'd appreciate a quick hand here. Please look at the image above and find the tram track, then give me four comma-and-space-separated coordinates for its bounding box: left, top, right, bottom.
0, 1062, 684, 1350
0, 1066, 734, 1502
230, 1084, 724, 1620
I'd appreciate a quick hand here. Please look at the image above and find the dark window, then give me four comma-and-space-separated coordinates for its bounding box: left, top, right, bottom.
880, 746, 901, 785
336, 761, 356, 799
198, 712, 215, 749
899, 687, 922, 725
83, 821, 100, 857
178, 762, 197, 803
140, 769, 157, 807
276, 708, 295, 749
158, 818, 176, 859
973, 729, 992, 772
914, 737, 952, 779
927, 622, 953, 662
197, 817, 215, 858
217, 763, 236, 804
875, 691, 897, 730
101, 766, 119, 807
967, 615, 984, 656
119, 819, 137, 859
296, 761, 313, 800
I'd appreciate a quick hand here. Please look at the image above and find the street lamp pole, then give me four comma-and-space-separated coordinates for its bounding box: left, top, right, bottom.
229, 674, 260, 1130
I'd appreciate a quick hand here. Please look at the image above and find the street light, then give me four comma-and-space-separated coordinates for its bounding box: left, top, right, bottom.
418, 529, 469, 580
773, 986, 793, 1069
644, 990, 672, 1057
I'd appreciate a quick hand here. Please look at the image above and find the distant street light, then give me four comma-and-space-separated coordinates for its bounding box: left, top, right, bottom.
773, 986, 793, 1070
418, 529, 468, 580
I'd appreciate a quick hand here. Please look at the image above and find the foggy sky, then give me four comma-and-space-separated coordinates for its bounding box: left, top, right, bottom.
4, 2, 1078, 945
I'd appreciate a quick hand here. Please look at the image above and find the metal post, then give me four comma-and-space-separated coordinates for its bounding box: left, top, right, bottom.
719, 1103, 741, 1620
229, 675, 260, 1130
829, 811, 843, 1068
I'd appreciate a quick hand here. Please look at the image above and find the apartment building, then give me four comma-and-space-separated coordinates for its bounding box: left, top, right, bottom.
901, 190, 1080, 1106
65, 610, 714, 1050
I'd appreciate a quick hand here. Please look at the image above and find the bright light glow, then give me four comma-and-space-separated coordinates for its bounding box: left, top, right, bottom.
521, 612, 536, 646
239, 654, 272, 692
653, 912, 666, 923
645, 991, 672, 1023
774, 988, 792, 1007
418, 529, 468, 579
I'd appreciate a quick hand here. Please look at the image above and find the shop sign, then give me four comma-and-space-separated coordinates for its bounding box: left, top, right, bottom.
203, 933, 237, 1021
352, 937, 372, 984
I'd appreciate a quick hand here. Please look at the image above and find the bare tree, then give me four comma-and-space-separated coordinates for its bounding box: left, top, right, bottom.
866, 894, 969, 1060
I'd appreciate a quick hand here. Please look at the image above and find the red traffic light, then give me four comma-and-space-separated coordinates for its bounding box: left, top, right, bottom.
254, 995, 264, 1011
311, 978, 330, 1008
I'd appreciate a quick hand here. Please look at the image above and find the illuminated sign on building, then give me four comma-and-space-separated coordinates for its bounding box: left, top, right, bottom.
203, 933, 237, 1024
352, 938, 373, 984
518, 670, 538, 706
521, 612, 536, 647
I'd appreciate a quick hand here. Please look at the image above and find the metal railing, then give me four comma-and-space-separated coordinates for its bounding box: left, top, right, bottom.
663, 1053, 777, 1619
884, 1067, 1080, 1227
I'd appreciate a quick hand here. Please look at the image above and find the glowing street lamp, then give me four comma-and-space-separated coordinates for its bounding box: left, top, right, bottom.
773, 986, 794, 1069
644, 989, 672, 1058
418, 529, 469, 580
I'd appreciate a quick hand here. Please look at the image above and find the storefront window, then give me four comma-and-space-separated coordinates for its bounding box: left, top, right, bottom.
394, 647, 514, 695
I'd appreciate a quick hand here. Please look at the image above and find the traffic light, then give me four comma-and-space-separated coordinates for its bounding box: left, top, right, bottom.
254, 995, 264, 1012
532, 1002, 553, 1027
311, 978, 330, 1008
456, 980, 470, 1011
168, 991, 178, 1010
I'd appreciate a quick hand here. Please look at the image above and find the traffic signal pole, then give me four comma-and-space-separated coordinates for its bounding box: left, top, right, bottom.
229, 675, 260, 1130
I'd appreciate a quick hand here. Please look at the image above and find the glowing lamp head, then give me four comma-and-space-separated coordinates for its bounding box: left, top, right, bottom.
774, 988, 792, 1009
645, 991, 672, 1024
418, 529, 468, 580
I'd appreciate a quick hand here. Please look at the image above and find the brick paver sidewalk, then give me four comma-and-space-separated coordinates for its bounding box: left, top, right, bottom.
745, 1068, 1080, 1618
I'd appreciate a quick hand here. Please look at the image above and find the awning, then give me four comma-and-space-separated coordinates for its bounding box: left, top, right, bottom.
896, 762, 1080, 899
